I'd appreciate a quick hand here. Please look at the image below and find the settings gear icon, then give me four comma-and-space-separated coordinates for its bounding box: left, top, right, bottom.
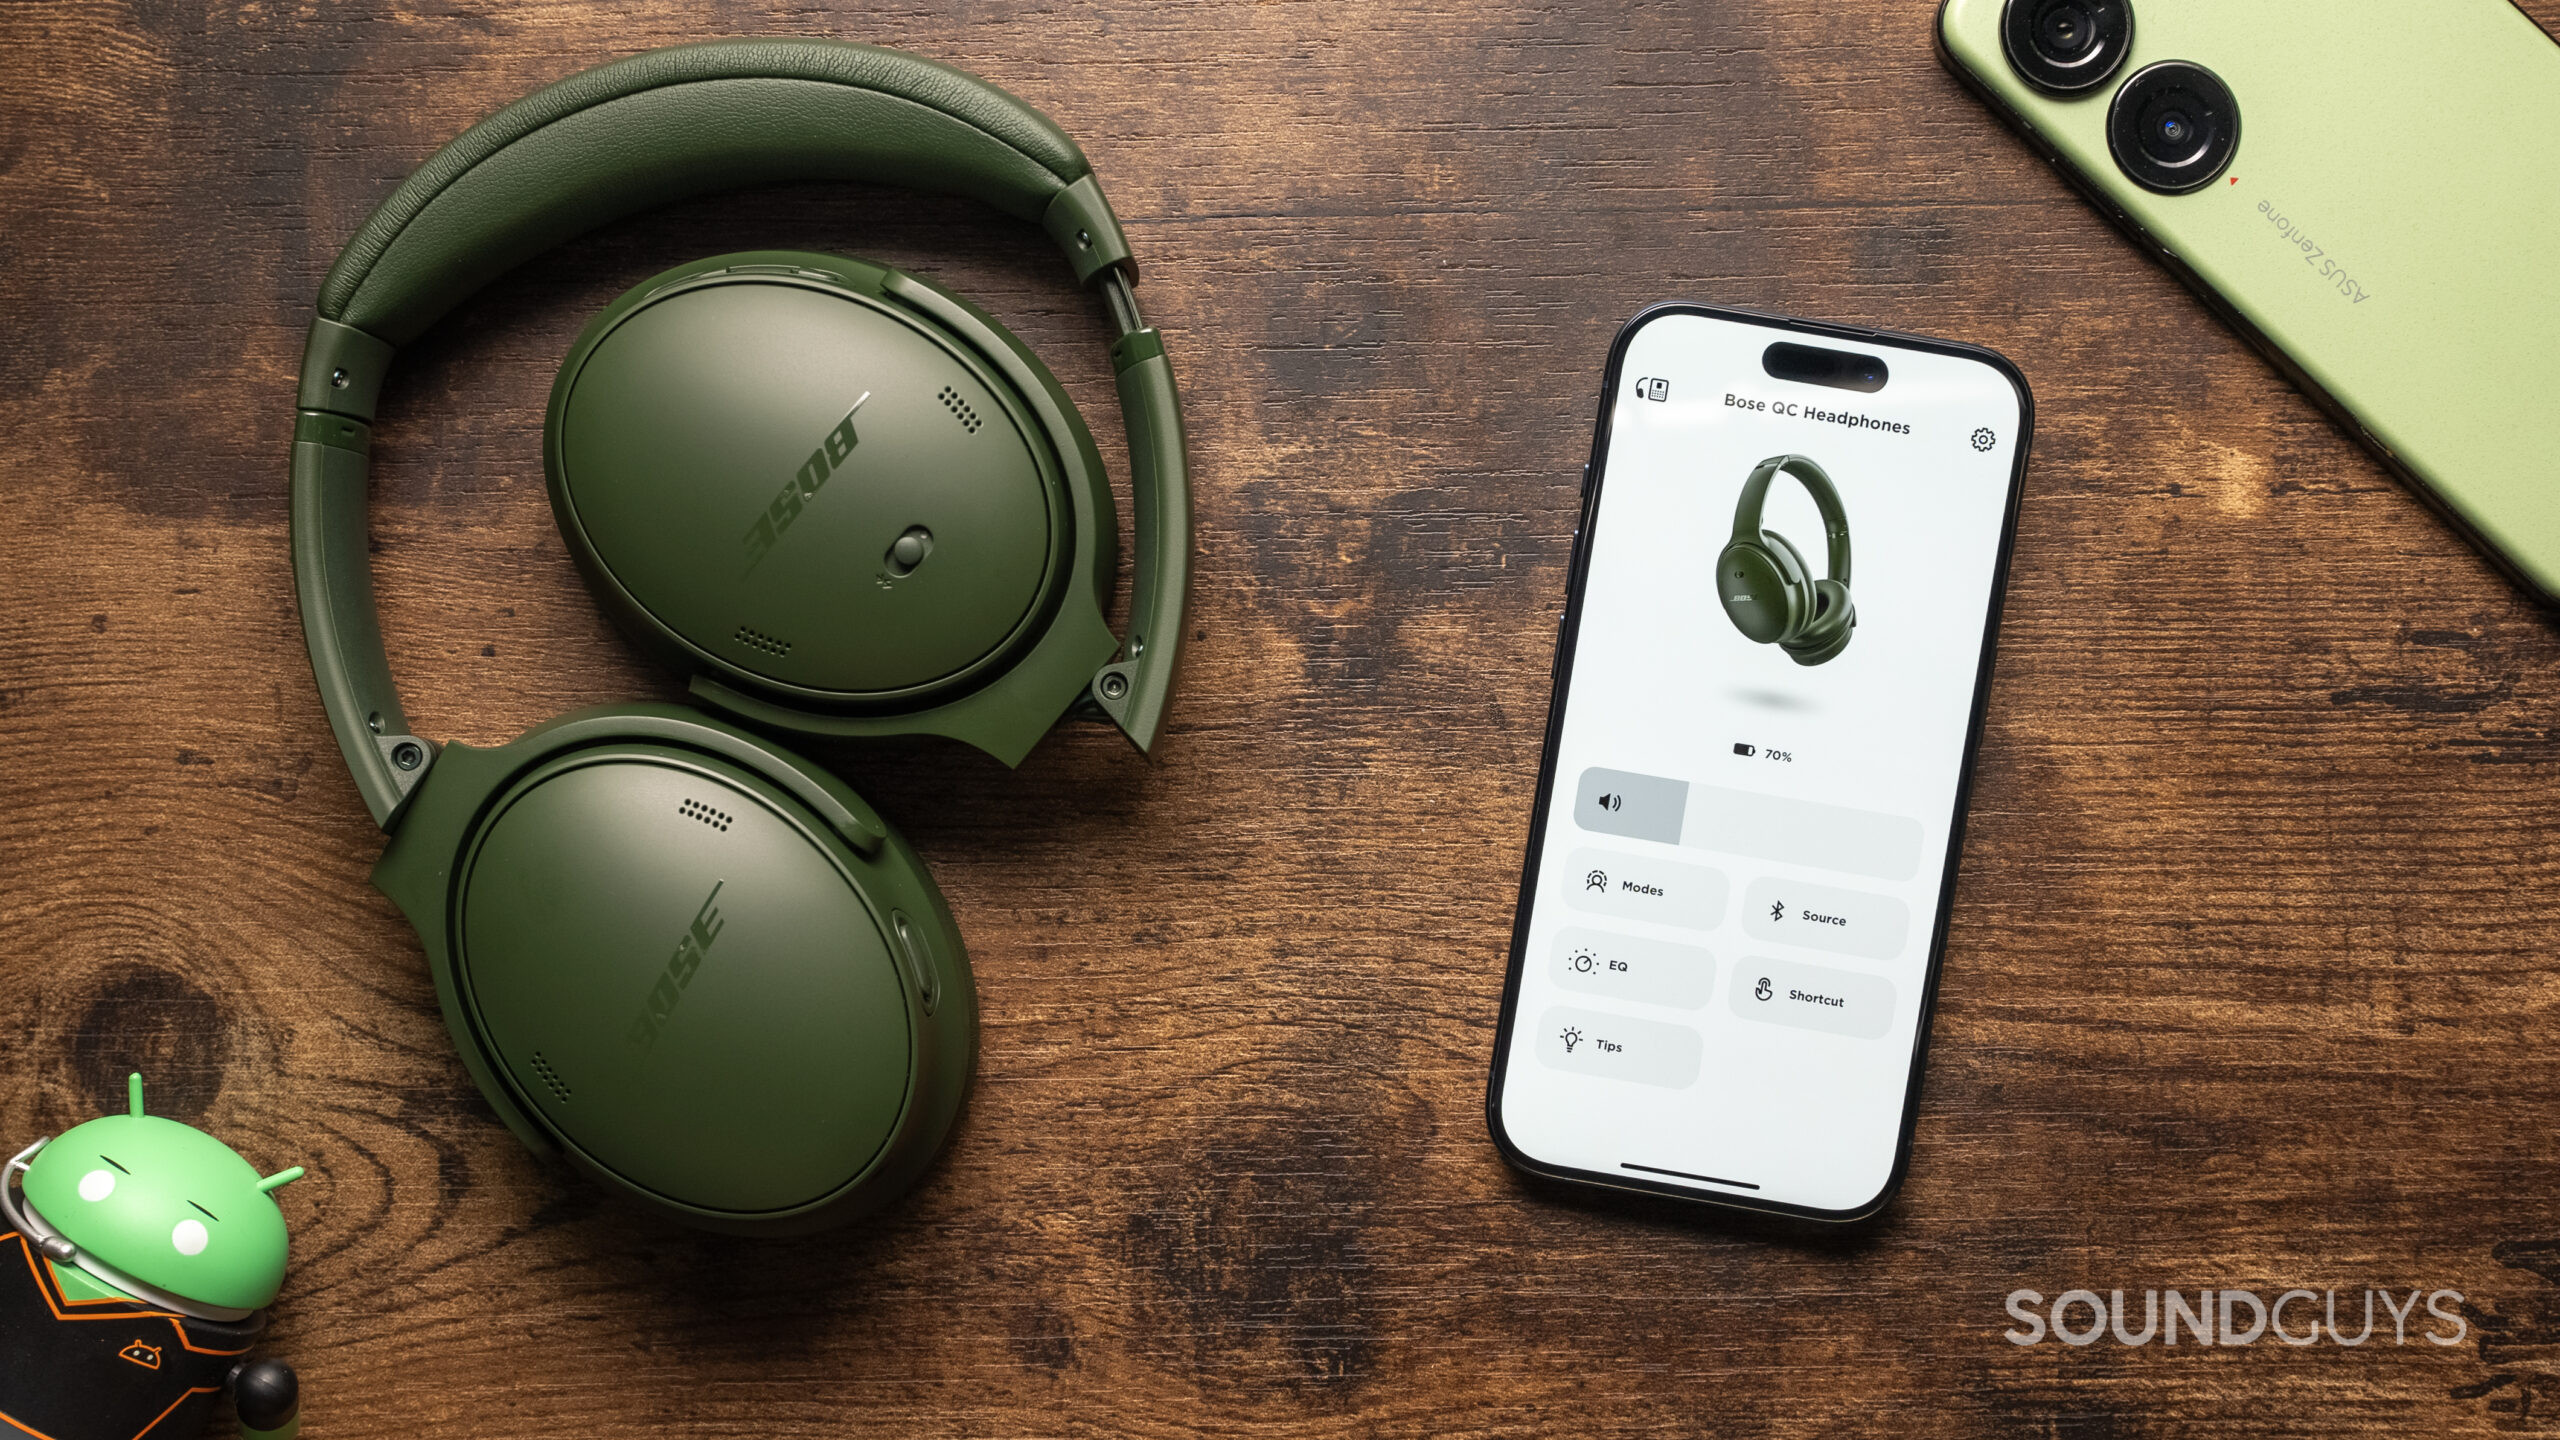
1969, 426, 1997, 453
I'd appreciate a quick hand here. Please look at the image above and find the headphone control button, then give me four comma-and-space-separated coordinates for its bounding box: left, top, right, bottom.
890, 911, 940, 1016
885, 526, 935, 577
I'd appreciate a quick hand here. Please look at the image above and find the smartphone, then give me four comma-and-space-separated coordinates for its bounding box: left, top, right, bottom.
1484, 305, 2030, 1222
1938, 0, 2560, 604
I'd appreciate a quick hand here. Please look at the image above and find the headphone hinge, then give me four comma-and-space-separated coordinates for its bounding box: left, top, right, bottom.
293, 410, 372, 456
297, 317, 394, 423
1041, 174, 1137, 288
372, 732, 435, 813
1109, 323, 1165, 375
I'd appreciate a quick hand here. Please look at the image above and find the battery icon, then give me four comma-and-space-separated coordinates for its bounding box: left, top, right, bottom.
1734, 742, 1756, 756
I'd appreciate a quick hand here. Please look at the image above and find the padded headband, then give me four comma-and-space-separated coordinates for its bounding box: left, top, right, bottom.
292, 39, 1188, 826
1732, 454, 1851, 585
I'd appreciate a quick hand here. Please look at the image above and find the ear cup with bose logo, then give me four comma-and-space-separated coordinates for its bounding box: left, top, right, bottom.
372, 705, 976, 1235
1718, 454, 1856, 667
1715, 533, 1812, 645
287, 41, 1190, 1235
544, 254, 1105, 741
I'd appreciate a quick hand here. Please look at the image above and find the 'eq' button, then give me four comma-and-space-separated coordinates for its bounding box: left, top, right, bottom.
1551, 928, 1714, 1009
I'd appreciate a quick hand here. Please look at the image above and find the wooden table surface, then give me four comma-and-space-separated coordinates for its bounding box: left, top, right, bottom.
6, 2, 2559, 1434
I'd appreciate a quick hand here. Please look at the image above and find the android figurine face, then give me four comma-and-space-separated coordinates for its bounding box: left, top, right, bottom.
12, 1075, 302, 1315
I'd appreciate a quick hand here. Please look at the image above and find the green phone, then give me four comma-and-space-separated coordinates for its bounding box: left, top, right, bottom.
1938, 0, 2560, 604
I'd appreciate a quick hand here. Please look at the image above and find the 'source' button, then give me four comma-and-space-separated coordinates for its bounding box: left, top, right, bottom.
1534, 1005, 1703, 1088
1741, 875, 1910, 961
1729, 957, 1896, 1040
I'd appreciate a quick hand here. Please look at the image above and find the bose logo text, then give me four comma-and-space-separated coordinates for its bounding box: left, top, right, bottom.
742, 392, 870, 575
628, 882, 726, 1052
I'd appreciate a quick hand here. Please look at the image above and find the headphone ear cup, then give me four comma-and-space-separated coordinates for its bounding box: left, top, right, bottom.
393, 704, 981, 1235
1782, 579, 1856, 666
541, 254, 1124, 767
1716, 536, 1811, 645
1761, 532, 1817, 644
1764, 532, 1812, 585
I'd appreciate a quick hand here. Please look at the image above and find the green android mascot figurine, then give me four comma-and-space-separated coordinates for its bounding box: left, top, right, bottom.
0, 1074, 305, 1439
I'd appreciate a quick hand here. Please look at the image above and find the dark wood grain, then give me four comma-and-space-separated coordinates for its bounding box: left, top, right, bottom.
5, 1, 2560, 1434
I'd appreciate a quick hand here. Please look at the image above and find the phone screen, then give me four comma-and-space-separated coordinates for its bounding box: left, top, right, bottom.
1488, 307, 2029, 1218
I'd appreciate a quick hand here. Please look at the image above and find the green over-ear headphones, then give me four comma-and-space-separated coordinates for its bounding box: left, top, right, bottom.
289, 40, 1189, 1235
1715, 454, 1855, 666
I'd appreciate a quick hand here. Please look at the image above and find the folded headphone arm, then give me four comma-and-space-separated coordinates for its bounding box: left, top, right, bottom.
291, 39, 1190, 830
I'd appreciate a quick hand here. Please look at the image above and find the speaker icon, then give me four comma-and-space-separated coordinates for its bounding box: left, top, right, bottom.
1596, 793, 1623, 812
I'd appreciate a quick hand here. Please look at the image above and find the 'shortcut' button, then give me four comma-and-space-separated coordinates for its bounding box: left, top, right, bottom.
1729, 957, 1897, 1041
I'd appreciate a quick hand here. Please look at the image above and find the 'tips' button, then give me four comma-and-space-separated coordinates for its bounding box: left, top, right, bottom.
1534, 1005, 1703, 1088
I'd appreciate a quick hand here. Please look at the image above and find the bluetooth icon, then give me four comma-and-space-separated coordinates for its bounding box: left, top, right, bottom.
1770, 900, 1786, 923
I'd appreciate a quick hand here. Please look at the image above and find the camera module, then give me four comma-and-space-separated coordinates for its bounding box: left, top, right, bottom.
1763, 342, 1889, 394
2107, 60, 2240, 194
2000, 0, 2133, 95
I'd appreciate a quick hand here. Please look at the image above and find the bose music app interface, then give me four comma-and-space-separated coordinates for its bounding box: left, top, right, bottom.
1497, 311, 2022, 1214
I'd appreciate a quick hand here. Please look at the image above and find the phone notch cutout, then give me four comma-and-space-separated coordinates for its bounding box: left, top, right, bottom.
1763, 342, 1890, 394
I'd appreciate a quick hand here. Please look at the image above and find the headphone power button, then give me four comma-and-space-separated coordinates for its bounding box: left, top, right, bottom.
890, 911, 941, 1015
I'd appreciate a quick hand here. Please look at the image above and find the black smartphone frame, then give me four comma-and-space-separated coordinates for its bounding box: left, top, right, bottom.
1483, 302, 2036, 1223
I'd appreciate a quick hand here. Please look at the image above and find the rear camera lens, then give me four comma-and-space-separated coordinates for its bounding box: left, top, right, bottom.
2109, 60, 2240, 193
2040, 5, 2092, 56
2001, 0, 2133, 95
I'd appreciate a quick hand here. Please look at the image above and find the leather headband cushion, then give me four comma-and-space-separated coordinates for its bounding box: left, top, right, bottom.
1737, 455, 1851, 586
319, 39, 1094, 345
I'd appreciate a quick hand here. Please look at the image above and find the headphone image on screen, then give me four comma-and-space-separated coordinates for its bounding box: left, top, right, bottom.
1716, 454, 1856, 666
290, 40, 1189, 1235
